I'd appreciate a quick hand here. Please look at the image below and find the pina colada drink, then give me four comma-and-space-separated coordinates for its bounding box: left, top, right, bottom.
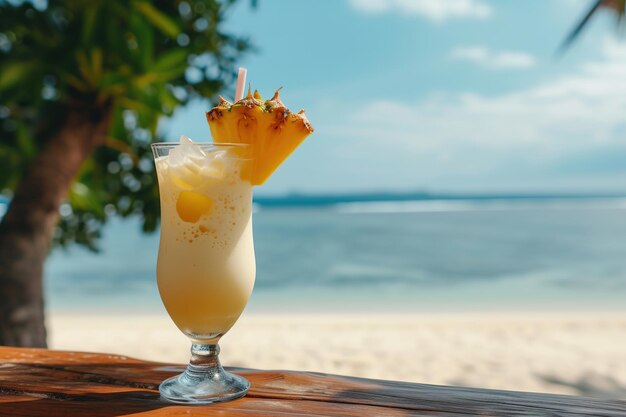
154, 138, 254, 343
152, 79, 313, 404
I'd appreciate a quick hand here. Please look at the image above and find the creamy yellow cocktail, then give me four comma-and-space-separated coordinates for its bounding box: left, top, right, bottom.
152, 81, 313, 404
154, 138, 255, 343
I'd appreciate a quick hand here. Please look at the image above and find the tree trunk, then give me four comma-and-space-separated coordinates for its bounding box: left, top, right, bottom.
0, 107, 109, 347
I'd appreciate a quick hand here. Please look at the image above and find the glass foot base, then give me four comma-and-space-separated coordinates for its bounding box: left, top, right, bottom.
159, 344, 249, 404
159, 367, 249, 404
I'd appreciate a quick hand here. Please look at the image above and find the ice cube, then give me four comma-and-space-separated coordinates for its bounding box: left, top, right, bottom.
167, 136, 230, 189
168, 136, 201, 168
198, 149, 226, 178
180, 135, 206, 161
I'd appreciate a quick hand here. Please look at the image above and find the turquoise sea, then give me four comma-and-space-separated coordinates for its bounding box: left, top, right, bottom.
43, 195, 626, 313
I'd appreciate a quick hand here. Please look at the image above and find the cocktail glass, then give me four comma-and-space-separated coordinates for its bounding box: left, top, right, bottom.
151, 141, 255, 404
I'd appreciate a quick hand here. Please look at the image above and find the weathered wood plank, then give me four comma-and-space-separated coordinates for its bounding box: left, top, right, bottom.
0, 347, 625, 416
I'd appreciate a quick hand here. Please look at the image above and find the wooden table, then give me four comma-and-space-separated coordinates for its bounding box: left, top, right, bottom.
0, 347, 624, 416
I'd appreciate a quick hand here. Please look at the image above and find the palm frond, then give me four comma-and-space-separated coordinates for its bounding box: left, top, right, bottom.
557, 0, 626, 55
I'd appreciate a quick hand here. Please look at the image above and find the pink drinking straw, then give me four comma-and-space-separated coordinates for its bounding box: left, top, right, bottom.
234, 67, 247, 101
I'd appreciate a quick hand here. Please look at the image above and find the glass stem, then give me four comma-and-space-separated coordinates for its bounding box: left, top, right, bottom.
159, 341, 249, 403
187, 343, 223, 376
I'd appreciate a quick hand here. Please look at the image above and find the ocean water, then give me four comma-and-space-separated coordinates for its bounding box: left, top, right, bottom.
44, 198, 626, 313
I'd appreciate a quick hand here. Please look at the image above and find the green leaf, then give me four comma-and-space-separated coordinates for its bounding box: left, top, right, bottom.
16, 122, 37, 160
81, 3, 100, 45
117, 96, 153, 113
133, 1, 181, 38
0, 144, 20, 190
64, 75, 92, 92
108, 105, 127, 142
98, 72, 129, 97
134, 68, 186, 86
0, 61, 37, 91
152, 49, 188, 72
69, 182, 104, 215
159, 85, 180, 111
136, 18, 155, 69
91, 48, 103, 83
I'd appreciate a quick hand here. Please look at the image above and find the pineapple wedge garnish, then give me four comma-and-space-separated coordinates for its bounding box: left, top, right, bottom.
206, 89, 314, 185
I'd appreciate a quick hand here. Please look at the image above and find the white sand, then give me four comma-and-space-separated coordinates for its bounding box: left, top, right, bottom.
47, 311, 626, 398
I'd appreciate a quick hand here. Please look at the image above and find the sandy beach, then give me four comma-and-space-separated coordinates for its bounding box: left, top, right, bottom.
47, 311, 626, 398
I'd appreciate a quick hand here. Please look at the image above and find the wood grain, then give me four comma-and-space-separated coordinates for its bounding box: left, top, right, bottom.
0, 346, 624, 416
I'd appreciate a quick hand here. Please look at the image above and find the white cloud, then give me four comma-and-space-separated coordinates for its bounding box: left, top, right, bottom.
349, 0, 492, 22
324, 39, 626, 190
451, 46, 536, 69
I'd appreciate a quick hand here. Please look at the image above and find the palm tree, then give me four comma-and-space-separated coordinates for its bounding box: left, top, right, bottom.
0, 0, 250, 347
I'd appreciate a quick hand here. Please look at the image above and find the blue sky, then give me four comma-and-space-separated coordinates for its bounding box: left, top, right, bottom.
166, 0, 626, 195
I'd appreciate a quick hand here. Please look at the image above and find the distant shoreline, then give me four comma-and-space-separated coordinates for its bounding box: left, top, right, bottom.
253, 191, 626, 208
